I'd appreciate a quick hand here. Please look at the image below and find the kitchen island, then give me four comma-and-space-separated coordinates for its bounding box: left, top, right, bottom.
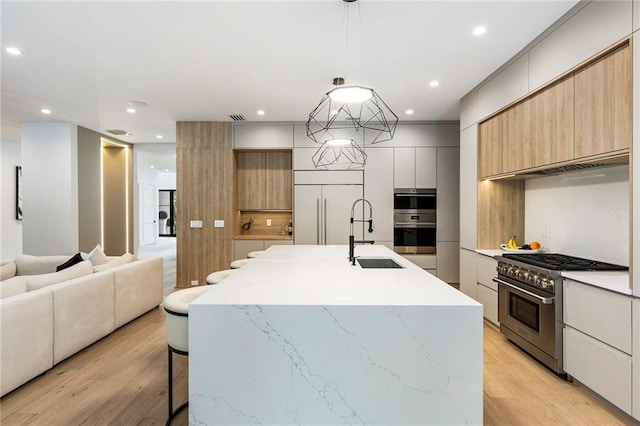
189, 245, 483, 425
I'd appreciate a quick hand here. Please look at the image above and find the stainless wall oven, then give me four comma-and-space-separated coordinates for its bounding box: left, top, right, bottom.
393, 189, 436, 254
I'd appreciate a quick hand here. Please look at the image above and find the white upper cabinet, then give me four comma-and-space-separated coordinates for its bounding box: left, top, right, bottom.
634, 32, 640, 298
459, 125, 477, 250
635, 0, 640, 31
460, 91, 480, 131
436, 147, 459, 242
394, 147, 415, 188
415, 148, 437, 188
528, 1, 632, 90
378, 124, 459, 148
293, 147, 316, 170
476, 54, 529, 121
364, 148, 394, 244
394, 147, 437, 189
234, 124, 293, 148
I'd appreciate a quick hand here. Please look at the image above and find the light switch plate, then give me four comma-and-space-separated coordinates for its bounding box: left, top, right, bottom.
266, 219, 272, 226
191, 280, 198, 286
214, 220, 224, 228
190, 220, 203, 228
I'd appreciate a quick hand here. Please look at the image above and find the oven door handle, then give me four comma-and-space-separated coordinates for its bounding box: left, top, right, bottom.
493, 278, 555, 304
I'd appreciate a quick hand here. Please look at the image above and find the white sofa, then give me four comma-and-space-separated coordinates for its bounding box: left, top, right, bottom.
0, 254, 163, 397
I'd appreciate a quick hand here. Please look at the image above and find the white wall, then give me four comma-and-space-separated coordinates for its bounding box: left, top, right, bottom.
524, 165, 629, 266
1, 138, 23, 259
21, 122, 79, 255
157, 172, 176, 190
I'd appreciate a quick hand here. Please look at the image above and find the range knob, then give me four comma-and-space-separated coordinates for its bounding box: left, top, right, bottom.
539, 278, 549, 289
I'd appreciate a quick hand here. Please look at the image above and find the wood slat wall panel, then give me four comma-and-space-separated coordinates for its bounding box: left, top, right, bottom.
176, 122, 233, 288
477, 180, 525, 249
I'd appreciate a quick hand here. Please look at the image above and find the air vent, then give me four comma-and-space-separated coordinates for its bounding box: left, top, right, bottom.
106, 129, 128, 136
536, 163, 607, 175
228, 114, 246, 122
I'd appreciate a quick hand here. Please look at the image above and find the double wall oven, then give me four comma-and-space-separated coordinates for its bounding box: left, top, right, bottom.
393, 189, 436, 254
495, 253, 628, 374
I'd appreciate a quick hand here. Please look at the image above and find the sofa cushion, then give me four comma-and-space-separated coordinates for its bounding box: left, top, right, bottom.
25, 260, 93, 291
0, 261, 17, 281
93, 253, 136, 272
15, 254, 70, 276
87, 244, 109, 266
0, 276, 28, 299
56, 253, 84, 272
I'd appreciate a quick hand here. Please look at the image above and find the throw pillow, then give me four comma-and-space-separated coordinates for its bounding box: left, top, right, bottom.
25, 260, 93, 291
93, 253, 136, 272
15, 254, 71, 275
87, 244, 109, 266
56, 253, 84, 272
0, 261, 17, 281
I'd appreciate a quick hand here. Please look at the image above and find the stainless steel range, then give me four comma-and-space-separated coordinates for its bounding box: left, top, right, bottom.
494, 253, 628, 374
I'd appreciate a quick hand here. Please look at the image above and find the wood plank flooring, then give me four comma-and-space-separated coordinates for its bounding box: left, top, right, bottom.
0, 306, 633, 425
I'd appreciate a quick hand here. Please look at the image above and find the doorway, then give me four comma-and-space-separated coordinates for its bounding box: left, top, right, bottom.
159, 190, 177, 237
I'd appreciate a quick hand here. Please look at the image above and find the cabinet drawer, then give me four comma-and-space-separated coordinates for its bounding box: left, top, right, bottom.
476, 255, 497, 290
564, 279, 632, 354
564, 325, 632, 414
400, 254, 436, 269
477, 284, 498, 325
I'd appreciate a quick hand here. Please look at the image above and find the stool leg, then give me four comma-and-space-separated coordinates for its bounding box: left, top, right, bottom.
167, 346, 173, 421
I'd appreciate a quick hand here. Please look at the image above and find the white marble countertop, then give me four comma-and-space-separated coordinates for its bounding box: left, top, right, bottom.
475, 249, 504, 258
561, 271, 632, 296
194, 245, 479, 306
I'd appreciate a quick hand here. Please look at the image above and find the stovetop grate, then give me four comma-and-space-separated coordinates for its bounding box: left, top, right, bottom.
501, 253, 628, 271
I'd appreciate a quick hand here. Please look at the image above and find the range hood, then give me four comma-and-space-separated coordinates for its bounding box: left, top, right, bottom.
485, 153, 629, 181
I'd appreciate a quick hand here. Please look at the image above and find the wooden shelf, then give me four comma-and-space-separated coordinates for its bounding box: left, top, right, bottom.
233, 235, 293, 240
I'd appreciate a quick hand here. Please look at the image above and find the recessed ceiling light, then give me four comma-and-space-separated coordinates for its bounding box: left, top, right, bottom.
6, 47, 22, 55
156, 135, 163, 139
473, 26, 487, 36
150, 165, 155, 169
126, 108, 136, 114
41, 108, 51, 114
164, 169, 170, 172
405, 109, 414, 115
257, 110, 265, 116
429, 81, 440, 87
126, 100, 148, 108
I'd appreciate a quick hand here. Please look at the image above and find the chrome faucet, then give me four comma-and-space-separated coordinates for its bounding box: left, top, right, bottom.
349, 198, 375, 265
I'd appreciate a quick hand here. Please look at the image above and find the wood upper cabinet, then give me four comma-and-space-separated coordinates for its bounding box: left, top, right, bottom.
501, 99, 532, 173
236, 151, 292, 210
575, 44, 631, 158
478, 114, 503, 178
531, 76, 575, 167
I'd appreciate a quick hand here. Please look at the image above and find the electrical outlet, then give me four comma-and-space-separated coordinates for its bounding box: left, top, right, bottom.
266, 219, 272, 226
191, 280, 198, 286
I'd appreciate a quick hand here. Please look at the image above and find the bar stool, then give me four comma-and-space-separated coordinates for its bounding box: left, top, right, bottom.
164, 286, 210, 425
247, 250, 265, 258
206, 269, 235, 285
230, 258, 252, 269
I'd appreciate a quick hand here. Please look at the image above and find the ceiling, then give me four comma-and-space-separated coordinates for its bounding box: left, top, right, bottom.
1, 1, 580, 145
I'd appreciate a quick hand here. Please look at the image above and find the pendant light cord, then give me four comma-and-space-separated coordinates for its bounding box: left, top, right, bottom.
342, 1, 349, 84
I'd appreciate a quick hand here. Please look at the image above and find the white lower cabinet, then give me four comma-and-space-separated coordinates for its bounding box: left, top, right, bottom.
459, 249, 477, 299
563, 279, 633, 416
477, 283, 498, 325
436, 241, 459, 284
400, 254, 436, 270
475, 254, 498, 325
634, 298, 640, 421
564, 326, 632, 414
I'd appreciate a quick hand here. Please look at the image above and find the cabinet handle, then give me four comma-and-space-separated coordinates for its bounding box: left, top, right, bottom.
324, 199, 327, 245
316, 198, 320, 245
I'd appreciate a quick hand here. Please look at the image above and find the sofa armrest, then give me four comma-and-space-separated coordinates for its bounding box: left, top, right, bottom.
0, 261, 16, 281
113, 257, 163, 328
0, 289, 54, 397
50, 271, 116, 365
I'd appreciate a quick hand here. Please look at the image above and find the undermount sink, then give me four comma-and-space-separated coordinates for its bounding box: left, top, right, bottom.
356, 258, 404, 269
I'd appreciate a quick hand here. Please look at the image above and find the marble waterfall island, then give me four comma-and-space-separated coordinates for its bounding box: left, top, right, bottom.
189, 245, 483, 425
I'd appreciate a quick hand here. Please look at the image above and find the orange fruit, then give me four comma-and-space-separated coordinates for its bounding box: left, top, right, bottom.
529, 241, 541, 250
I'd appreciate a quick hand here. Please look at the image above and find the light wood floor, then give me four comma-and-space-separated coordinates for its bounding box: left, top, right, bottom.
0, 305, 633, 425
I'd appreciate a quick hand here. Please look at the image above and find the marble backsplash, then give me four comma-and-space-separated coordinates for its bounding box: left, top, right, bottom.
524, 165, 629, 266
